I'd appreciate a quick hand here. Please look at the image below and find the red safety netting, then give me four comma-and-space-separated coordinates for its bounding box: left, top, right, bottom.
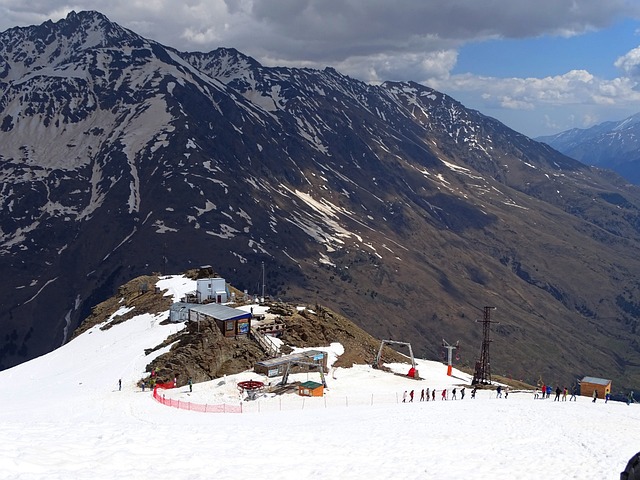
155, 382, 175, 390
153, 387, 242, 414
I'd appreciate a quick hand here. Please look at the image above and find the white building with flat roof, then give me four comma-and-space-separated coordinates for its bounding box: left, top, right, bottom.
196, 277, 227, 303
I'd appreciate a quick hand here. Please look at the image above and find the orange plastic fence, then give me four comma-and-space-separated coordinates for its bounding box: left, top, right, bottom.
153, 387, 242, 414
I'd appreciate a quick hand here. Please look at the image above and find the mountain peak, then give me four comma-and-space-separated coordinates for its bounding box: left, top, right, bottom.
537, 111, 640, 182
0, 9, 145, 83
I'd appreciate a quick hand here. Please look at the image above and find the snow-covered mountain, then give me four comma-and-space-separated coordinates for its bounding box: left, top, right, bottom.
0, 274, 638, 479
537, 113, 640, 184
4, 11, 640, 392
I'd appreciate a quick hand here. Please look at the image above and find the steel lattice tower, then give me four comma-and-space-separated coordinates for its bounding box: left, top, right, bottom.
472, 306, 498, 385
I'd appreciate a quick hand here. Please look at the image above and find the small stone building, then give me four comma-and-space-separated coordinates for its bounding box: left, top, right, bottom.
580, 376, 612, 399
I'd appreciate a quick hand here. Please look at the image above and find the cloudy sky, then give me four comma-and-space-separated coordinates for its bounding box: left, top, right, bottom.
2, 0, 640, 137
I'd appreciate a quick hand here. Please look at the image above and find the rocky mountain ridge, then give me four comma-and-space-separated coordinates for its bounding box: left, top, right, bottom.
2, 11, 640, 390
537, 113, 640, 184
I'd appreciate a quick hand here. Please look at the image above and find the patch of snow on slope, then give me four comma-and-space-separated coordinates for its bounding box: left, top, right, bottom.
156, 275, 196, 303
206, 224, 239, 239
153, 220, 178, 233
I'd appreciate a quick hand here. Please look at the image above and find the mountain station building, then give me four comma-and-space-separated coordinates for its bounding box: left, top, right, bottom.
170, 302, 251, 337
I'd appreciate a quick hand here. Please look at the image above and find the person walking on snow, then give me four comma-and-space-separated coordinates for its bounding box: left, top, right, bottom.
441, 389, 447, 400
461, 387, 465, 400
554, 386, 561, 401
188, 378, 193, 393
592, 389, 597, 403
452, 388, 457, 400
570, 385, 578, 401
118, 379, 121, 391
409, 390, 414, 402
496, 385, 502, 398
420, 389, 425, 402
402, 390, 407, 403
628, 391, 635, 405
432, 389, 436, 401
426, 388, 430, 402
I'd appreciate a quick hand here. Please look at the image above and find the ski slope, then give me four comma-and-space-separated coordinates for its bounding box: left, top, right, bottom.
0, 276, 638, 479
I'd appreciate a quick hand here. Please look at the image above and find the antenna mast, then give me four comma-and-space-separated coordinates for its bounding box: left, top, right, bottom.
472, 306, 499, 385
261, 261, 265, 300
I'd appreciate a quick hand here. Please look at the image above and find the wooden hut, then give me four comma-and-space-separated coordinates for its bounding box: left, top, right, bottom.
580, 376, 612, 399
298, 381, 324, 397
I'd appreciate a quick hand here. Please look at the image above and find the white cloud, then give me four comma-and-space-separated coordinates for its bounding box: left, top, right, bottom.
614, 46, 640, 78
430, 69, 640, 110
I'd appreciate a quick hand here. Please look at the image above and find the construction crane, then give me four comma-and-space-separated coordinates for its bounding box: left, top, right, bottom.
372, 340, 418, 378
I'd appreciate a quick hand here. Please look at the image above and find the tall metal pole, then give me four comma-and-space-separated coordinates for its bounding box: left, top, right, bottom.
261, 261, 265, 300
442, 339, 459, 376
472, 306, 498, 385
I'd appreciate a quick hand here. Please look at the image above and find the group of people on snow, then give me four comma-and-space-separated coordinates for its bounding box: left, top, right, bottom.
403, 386, 474, 402
535, 384, 577, 401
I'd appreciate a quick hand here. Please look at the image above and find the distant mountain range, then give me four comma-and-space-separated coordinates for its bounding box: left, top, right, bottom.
3, 11, 640, 390
537, 113, 640, 184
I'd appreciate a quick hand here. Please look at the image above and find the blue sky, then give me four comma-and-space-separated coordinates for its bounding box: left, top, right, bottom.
453, 19, 640, 79
2, 1, 640, 137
